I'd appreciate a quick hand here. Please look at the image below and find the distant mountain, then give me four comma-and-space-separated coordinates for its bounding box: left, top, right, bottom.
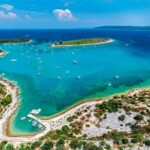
94, 26, 150, 30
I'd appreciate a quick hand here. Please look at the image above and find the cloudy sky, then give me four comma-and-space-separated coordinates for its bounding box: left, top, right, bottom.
0, 0, 150, 29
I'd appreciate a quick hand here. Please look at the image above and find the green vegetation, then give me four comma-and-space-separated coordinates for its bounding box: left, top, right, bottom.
69, 140, 83, 149
84, 142, 99, 150
144, 140, 150, 146
0, 38, 30, 44
104, 144, 111, 150
95, 99, 122, 118
67, 115, 78, 122
41, 141, 53, 150
56, 139, 65, 150
0, 141, 14, 150
53, 38, 110, 47
122, 138, 129, 144
0, 84, 12, 117
118, 115, 125, 121
5, 144, 15, 150
1, 94, 12, 106
134, 114, 144, 121
31, 141, 42, 150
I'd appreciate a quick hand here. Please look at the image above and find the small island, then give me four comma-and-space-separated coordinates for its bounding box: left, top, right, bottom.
52, 38, 113, 47
0, 38, 30, 44
0, 50, 5, 57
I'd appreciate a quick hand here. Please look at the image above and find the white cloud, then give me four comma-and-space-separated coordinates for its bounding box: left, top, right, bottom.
0, 11, 17, 19
0, 4, 17, 19
53, 9, 76, 21
0, 4, 13, 11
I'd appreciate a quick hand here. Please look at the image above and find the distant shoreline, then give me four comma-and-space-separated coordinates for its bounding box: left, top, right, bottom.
0, 38, 31, 44
51, 38, 114, 48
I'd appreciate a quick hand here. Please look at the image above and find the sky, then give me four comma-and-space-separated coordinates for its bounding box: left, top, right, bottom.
0, 0, 150, 29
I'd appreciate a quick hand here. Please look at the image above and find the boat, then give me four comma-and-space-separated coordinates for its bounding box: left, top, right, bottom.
10, 59, 17, 62
108, 83, 112, 87
76, 75, 81, 79
57, 76, 61, 80
30, 108, 41, 115
20, 117, 26, 121
115, 75, 120, 79
73, 59, 78, 64
65, 70, 70, 74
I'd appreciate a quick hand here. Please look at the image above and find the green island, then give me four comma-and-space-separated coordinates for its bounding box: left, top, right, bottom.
52, 38, 112, 47
0, 81, 149, 150
0, 38, 30, 44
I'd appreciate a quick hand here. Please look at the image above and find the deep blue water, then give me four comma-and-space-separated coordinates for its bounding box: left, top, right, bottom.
0, 29, 150, 135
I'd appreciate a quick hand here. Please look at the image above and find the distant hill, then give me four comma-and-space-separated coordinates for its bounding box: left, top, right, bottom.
94, 26, 150, 30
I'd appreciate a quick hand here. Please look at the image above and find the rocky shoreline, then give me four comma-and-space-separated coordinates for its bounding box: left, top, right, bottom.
0, 77, 149, 149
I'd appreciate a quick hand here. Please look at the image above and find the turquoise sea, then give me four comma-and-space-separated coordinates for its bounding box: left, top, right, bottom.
0, 29, 150, 135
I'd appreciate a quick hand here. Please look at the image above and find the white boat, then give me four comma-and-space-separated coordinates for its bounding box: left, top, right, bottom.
108, 83, 112, 87
65, 70, 70, 74
115, 75, 120, 79
30, 108, 41, 115
73, 59, 78, 64
76, 75, 81, 79
57, 76, 61, 80
20, 117, 26, 121
10, 59, 17, 62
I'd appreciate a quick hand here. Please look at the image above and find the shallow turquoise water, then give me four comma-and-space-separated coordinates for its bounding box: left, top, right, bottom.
0, 29, 150, 135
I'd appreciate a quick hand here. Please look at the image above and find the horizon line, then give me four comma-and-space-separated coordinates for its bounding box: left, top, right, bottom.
0, 25, 150, 30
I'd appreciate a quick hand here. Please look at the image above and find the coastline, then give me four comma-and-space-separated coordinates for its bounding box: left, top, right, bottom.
0, 39, 32, 45
0, 77, 20, 142
38, 86, 149, 120
51, 39, 114, 48
0, 76, 149, 147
